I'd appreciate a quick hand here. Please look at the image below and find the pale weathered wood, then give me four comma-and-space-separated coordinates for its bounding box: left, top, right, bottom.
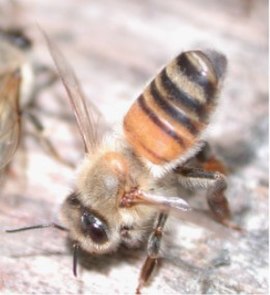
0, 0, 268, 294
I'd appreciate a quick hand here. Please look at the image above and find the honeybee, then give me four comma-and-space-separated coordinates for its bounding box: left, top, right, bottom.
0, 28, 33, 171
7, 32, 241, 293
0, 28, 72, 177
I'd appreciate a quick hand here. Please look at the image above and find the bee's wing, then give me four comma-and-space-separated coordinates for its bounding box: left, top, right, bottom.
0, 70, 21, 169
43, 30, 104, 153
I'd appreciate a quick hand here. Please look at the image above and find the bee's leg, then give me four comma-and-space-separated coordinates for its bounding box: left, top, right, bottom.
25, 111, 74, 168
26, 64, 58, 109
197, 142, 228, 174
21, 64, 73, 167
13, 128, 28, 186
187, 141, 228, 175
175, 167, 241, 231
136, 213, 168, 294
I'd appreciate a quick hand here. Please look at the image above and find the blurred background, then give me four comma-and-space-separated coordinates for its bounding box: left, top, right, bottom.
0, 0, 268, 294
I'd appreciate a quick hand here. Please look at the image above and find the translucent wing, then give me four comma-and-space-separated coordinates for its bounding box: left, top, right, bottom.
42, 30, 103, 153
0, 70, 21, 169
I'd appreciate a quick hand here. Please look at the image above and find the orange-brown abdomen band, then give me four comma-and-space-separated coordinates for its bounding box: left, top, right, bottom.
124, 50, 226, 165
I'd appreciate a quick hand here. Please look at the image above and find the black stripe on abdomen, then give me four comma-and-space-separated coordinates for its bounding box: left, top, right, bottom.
150, 81, 199, 135
137, 94, 185, 146
159, 69, 206, 120
176, 52, 216, 99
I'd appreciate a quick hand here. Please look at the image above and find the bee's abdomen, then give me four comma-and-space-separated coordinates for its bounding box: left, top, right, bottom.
124, 50, 226, 165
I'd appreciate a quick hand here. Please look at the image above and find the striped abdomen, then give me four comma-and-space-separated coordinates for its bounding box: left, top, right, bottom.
124, 50, 227, 165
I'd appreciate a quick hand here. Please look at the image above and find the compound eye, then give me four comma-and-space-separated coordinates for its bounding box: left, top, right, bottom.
81, 212, 108, 244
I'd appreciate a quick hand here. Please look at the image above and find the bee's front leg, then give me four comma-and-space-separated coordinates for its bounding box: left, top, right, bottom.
136, 213, 168, 294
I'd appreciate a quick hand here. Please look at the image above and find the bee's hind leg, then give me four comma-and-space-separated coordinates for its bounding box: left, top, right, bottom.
25, 111, 74, 168
175, 167, 242, 231
186, 140, 228, 175
136, 213, 168, 294
25, 64, 58, 109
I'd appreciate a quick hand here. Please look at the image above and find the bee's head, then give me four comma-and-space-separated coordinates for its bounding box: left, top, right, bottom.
61, 152, 135, 254
61, 192, 121, 254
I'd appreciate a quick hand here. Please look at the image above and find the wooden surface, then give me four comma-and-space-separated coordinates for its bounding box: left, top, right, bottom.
0, 0, 268, 294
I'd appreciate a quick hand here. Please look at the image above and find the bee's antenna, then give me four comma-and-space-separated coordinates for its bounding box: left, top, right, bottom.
73, 242, 80, 277
5, 222, 67, 233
